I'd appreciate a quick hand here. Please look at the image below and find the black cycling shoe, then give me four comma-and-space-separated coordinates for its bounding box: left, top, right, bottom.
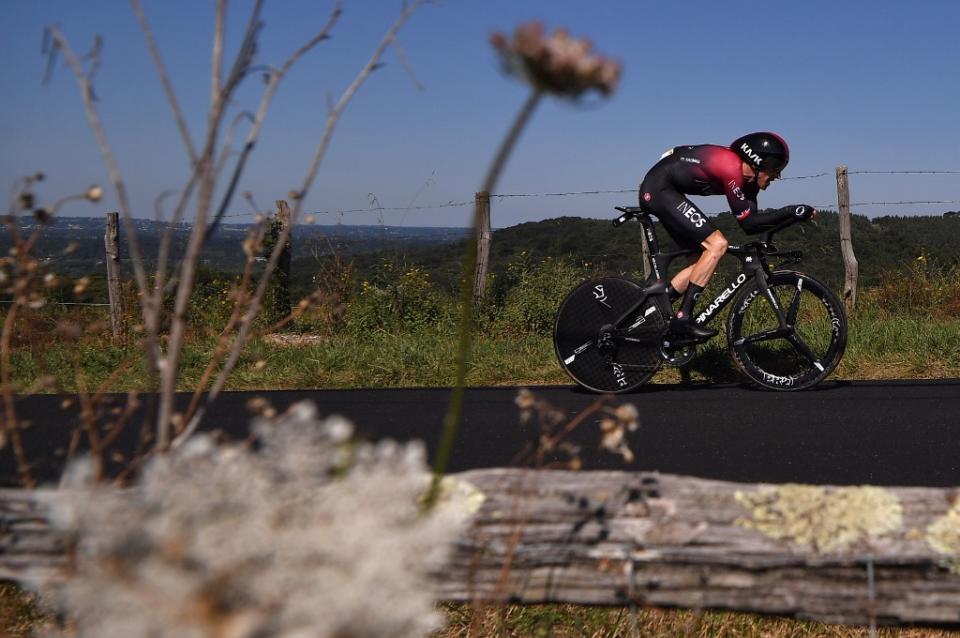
668, 317, 718, 342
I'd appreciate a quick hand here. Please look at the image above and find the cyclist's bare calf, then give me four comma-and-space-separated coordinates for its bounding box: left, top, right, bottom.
670, 230, 729, 299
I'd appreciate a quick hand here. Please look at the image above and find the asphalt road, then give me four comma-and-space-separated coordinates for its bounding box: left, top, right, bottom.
3, 379, 959, 487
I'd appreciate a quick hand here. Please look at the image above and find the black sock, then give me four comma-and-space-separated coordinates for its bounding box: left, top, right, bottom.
677, 283, 704, 320
665, 284, 681, 302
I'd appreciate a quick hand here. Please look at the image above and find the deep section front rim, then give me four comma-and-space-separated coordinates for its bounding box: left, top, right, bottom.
727, 271, 847, 391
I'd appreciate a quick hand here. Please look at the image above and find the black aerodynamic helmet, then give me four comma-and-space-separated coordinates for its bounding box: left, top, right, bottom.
731, 132, 790, 174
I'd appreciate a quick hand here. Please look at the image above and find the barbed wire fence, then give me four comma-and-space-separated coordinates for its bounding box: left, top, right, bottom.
9, 167, 958, 314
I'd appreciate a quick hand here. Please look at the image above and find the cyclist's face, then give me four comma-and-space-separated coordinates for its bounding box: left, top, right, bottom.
756, 169, 776, 190
742, 162, 780, 190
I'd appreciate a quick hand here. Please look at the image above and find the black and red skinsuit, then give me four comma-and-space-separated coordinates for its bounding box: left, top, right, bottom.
639, 144, 790, 247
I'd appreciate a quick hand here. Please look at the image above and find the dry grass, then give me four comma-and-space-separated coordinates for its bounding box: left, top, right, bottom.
434, 603, 960, 638
0, 583, 54, 637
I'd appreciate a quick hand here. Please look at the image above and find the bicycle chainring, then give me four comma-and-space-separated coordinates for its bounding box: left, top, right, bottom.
658, 342, 696, 366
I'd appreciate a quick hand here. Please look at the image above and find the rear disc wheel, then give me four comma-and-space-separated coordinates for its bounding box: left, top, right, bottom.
553, 277, 664, 393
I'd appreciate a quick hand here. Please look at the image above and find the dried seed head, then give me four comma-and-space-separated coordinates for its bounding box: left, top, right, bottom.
245, 396, 276, 418
491, 21, 621, 99
288, 190, 303, 201
305, 215, 316, 224
514, 388, 535, 410
33, 172, 45, 182
18, 192, 35, 210
615, 403, 639, 431
73, 276, 90, 295
63, 241, 79, 255
33, 208, 52, 224
56, 322, 83, 340
85, 185, 103, 202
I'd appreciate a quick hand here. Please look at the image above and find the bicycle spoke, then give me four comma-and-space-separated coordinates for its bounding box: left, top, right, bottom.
788, 333, 822, 368
786, 286, 803, 326
739, 327, 789, 345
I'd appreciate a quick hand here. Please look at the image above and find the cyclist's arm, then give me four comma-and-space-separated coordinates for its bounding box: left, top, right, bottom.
723, 174, 758, 221
738, 204, 816, 234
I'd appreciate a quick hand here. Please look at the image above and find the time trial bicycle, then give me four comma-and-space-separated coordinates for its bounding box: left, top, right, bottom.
553, 206, 847, 392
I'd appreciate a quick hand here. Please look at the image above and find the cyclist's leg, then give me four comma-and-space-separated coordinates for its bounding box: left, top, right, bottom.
639, 186, 722, 336
680, 230, 728, 307
675, 230, 727, 334
669, 253, 700, 297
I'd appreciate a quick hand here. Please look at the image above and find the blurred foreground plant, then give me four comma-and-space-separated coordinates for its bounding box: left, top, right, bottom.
39, 401, 473, 638
513, 388, 640, 468
2, 174, 104, 486
35, 1, 429, 458
431, 21, 621, 506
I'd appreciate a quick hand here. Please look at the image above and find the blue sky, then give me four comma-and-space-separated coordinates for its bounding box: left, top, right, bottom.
2, 0, 959, 227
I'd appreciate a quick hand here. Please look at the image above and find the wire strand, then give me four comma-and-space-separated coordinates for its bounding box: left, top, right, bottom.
849, 170, 960, 175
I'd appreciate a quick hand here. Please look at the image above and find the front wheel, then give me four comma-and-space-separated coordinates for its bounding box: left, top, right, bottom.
553, 277, 665, 393
727, 271, 847, 391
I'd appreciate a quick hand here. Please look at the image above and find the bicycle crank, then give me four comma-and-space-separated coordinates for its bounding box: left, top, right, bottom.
658, 338, 696, 366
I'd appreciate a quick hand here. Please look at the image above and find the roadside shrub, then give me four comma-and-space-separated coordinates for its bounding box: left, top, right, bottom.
344, 260, 455, 335
302, 256, 355, 334
187, 271, 238, 332
862, 257, 960, 320
486, 254, 589, 335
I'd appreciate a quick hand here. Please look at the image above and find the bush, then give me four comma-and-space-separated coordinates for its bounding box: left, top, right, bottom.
485, 254, 590, 335
344, 260, 455, 335
187, 271, 239, 332
863, 256, 960, 320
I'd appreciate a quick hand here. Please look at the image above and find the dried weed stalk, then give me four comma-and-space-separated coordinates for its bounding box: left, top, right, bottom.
36, 1, 429, 457
430, 22, 621, 505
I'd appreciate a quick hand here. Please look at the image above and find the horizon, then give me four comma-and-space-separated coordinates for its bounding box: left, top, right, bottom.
11, 208, 960, 235
3, 1, 959, 228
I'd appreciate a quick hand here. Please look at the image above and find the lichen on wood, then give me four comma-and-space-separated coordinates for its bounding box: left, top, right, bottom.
734, 484, 903, 552
926, 500, 960, 572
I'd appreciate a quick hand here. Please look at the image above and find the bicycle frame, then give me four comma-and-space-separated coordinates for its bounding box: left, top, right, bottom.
609, 211, 801, 337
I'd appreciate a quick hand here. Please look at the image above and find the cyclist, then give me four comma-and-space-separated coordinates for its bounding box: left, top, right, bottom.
637, 131, 816, 340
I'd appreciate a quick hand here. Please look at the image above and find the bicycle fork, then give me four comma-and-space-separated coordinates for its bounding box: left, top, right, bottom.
736, 271, 824, 370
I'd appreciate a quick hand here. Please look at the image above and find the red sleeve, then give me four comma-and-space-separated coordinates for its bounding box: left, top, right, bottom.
718, 154, 756, 221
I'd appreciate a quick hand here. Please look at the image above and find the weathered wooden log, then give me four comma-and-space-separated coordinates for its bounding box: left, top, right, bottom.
3, 470, 960, 627
437, 469, 960, 627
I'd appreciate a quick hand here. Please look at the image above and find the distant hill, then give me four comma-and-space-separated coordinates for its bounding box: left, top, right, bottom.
344, 211, 960, 293
1, 216, 469, 274
5, 213, 958, 297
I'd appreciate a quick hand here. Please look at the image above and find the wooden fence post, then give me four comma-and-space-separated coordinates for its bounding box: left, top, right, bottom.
835, 166, 859, 307
264, 200, 292, 327
104, 212, 124, 341
472, 191, 492, 307
640, 232, 652, 280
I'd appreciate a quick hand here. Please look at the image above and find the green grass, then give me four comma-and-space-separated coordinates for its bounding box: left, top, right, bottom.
8, 259, 960, 393
8, 309, 960, 394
